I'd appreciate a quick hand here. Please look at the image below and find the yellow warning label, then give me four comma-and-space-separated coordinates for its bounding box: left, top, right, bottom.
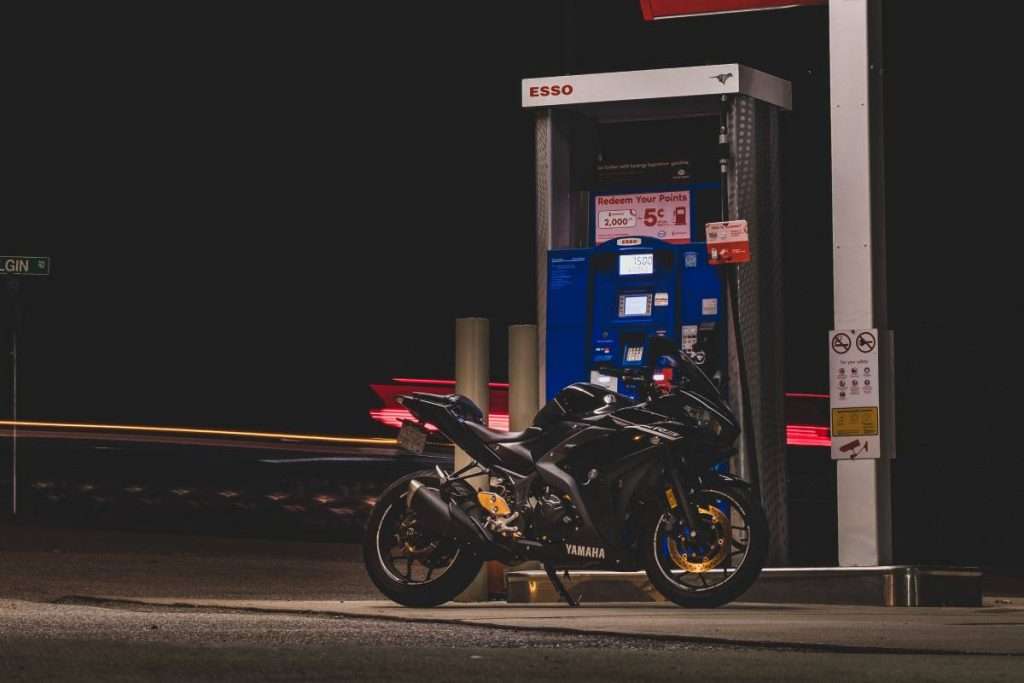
831, 407, 879, 437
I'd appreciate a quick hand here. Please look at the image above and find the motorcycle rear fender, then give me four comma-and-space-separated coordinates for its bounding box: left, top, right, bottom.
398, 394, 501, 468
397, 394, 454, 430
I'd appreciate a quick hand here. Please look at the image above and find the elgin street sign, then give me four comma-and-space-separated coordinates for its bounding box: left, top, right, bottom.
0, 256, 51, 277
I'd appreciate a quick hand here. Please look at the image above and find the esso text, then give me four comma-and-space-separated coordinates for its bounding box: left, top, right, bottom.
528, 84, 574, 98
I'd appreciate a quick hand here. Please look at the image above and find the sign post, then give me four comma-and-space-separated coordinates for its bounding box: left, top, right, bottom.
8, 301, 16, 517
1, 256, 52, 516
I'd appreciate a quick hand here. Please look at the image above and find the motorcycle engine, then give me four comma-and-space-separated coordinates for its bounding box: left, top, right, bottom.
532, 491, 578, 542
479, 476, 580, 544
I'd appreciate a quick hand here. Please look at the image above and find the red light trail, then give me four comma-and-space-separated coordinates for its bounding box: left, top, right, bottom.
372, 379, 832, 447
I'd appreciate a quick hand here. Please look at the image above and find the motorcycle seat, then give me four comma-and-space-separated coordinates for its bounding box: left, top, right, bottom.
408, 393, 488, 423
463, 421, 541, 444
408, 392, 453, 404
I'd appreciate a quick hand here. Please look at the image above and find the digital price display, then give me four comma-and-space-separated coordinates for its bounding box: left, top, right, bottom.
619, 253, 654, 276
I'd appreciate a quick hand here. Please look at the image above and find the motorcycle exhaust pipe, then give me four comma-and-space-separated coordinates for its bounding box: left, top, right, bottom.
406, 479, 490, 544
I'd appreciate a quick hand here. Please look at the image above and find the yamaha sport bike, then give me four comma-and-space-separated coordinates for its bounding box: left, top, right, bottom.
364, 336, 768, 607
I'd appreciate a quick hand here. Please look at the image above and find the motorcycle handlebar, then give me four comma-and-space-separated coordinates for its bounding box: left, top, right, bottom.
593, 365, 671, 401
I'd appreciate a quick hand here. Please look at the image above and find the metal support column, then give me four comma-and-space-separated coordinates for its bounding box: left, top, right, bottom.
829, 0, 893, 566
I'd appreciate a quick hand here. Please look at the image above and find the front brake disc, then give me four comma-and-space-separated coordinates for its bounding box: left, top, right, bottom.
667, 504, 730, 573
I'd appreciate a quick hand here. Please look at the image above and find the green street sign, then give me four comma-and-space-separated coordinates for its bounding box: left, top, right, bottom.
0, 256, 51, 276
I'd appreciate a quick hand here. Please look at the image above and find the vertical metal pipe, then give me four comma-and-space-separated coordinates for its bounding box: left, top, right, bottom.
454, 317, 490, 601
7, 282, 20, 519
508, 325, 538, 432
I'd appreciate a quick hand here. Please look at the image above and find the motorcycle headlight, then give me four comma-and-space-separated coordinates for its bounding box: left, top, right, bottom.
684, 404, 723, 437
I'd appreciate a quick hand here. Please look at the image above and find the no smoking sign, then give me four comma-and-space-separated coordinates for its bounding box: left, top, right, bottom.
829, 328, 882, 460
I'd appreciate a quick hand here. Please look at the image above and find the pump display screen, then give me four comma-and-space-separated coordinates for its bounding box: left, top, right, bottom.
619, 253, 654, 276
619, 294, 653, 317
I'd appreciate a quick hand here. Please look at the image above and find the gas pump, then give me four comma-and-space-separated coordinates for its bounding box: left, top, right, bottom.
526, 64, 793, 563
547, 236, 723, 400
509, 32, 983, 607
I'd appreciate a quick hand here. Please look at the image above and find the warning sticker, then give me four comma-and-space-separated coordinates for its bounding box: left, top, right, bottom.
831, 407, 879, 437
830, 328, 883, 460
705, 220, 751, 265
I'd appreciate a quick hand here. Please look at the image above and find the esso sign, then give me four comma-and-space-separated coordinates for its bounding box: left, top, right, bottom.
528, 84, 574, 98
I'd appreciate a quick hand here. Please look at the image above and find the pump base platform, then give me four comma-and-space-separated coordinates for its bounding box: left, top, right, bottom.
506, 566, 982, 607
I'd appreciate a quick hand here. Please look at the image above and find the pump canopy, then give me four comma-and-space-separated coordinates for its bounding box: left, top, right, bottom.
522, 64, 792, 111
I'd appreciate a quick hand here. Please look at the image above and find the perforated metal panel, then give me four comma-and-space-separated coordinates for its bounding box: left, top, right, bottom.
727, 95, 789, 565
535, 111, 573, 404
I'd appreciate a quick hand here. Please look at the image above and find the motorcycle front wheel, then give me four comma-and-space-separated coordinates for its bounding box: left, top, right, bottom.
641, 482, 768, 608
363, 470, 483, 607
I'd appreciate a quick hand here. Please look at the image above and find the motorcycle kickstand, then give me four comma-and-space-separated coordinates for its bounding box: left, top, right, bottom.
544, 563, 580, 607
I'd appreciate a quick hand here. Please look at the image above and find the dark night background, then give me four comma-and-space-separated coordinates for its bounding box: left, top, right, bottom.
3, 3, 1022, 569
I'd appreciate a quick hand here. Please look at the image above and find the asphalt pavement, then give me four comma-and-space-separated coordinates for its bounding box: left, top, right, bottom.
0, 522, 378, 602
1, 523, 1022, 682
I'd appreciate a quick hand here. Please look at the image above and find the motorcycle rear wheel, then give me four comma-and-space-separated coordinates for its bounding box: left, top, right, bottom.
641, 483, 768, 608
363, 470, 483, 607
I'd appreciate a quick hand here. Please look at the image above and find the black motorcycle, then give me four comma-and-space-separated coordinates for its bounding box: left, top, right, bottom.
363, 336, 768, 608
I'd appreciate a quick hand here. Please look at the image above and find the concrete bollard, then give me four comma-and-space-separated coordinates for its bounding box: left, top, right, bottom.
508, 324, 539, 432
505, 324, 542, 577
454, 317, 490, 602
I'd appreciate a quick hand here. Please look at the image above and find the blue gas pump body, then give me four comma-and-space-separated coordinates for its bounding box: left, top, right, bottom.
546, 236, 724, 400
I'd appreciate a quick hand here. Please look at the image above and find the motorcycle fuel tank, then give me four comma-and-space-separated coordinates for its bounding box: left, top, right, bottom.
533, 382, 632, 428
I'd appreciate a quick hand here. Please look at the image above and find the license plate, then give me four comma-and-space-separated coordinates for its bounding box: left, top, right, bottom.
397, 421, 428, 455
